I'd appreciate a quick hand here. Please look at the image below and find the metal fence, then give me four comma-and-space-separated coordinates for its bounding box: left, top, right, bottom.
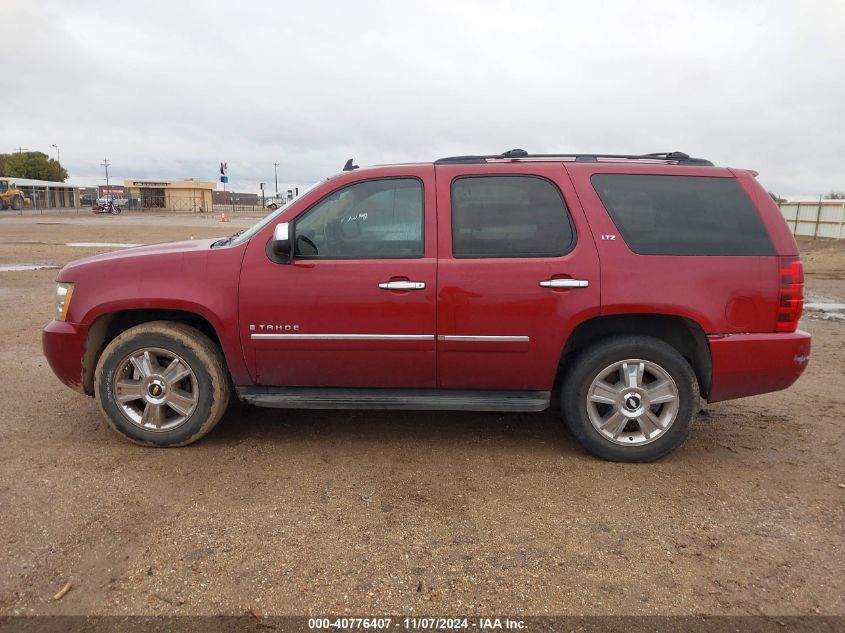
778, 201, 845, 239
119, 197, 270, 217
210, 202, 269, 217
125, 197, 207, 213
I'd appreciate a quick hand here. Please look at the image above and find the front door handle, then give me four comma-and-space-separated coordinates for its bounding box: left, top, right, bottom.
539, 279, 589, 288
379, 281, 426, 290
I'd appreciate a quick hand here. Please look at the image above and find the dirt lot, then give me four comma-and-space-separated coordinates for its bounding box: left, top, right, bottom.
0, 212, 843, 617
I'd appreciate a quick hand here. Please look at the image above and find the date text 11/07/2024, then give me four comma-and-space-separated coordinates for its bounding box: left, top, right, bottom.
307, 617, 526, 630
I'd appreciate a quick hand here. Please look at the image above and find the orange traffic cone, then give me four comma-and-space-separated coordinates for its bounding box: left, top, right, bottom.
220, 213, 229, 223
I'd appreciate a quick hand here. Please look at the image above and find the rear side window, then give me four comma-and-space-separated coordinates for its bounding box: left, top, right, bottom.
451, 175, 574, 258
591, 174, 775, 256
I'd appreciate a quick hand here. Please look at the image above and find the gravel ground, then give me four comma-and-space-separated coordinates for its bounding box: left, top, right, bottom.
0, 213, 843, 617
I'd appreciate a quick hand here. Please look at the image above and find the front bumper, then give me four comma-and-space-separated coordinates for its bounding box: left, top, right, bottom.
707, 330, 811, 403
42, 320, 88, 394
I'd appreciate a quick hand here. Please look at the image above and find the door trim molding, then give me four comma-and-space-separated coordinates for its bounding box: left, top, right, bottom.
437, 335, 529, 343
250, 333, 530, 342
250, 333, 435, 341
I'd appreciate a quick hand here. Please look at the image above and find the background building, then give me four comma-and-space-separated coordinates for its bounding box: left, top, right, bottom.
212, 190, 259, 205
123, 178, 216, 212
0, 176, 80, 209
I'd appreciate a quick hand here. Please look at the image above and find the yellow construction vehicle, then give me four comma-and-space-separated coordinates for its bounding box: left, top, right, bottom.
0, 178, 30, 210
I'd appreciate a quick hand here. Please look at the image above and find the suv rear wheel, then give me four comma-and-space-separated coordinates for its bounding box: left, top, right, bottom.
561, 335, 699, 462
94, 321, 231, 446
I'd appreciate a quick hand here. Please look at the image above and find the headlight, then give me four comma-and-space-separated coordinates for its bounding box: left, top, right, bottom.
55, 282, 74, 321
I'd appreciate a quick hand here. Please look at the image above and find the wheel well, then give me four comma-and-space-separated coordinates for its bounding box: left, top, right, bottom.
82, 309, 222, 395
560, 314, 711, 398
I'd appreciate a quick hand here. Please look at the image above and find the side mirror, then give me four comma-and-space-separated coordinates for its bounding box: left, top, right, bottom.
269, 222, 293, 263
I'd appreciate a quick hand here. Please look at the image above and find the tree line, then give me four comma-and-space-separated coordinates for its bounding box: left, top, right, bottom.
0, 151, 68, 182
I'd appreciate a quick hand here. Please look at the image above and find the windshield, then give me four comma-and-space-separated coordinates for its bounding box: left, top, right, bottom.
217, 182, 321, 247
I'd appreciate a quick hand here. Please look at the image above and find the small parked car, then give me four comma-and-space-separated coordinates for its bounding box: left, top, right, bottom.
42, 150, 810, 461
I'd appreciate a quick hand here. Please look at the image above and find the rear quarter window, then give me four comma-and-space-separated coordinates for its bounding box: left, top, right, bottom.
591, 174, 775, 256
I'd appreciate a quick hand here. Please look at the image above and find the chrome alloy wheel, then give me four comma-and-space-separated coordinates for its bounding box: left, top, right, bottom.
585, 358, 680, 446
112, 347, 199, 432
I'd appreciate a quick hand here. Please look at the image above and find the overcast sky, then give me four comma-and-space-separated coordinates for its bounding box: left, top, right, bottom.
2, 0, 844, 195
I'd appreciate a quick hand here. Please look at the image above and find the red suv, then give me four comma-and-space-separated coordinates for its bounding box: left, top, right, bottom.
42, 150, 810, 461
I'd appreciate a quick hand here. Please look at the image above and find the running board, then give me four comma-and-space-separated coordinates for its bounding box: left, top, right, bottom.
236, 387, 550, 412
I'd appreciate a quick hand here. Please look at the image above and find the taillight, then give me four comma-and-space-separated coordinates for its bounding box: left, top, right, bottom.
776, 257, 804, 332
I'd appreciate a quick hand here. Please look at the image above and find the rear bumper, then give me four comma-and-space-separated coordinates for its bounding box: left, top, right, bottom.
707, 330, 811, 403
42, 320, 88, 394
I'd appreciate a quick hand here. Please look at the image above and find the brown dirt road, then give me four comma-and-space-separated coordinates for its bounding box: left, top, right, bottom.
0, 213, 843, 616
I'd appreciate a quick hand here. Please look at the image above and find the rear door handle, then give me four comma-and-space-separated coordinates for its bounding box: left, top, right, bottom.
379, 281, 426, 290
539, 279, 589, 288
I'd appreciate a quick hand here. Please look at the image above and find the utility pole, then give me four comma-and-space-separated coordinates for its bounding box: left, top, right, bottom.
52, 144, 60, 163
273, 162, 279, 195
100, 158, 111, 192
15, 146, 28, 153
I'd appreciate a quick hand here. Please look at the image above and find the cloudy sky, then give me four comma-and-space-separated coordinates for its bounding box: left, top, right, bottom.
2, 0, 844, 195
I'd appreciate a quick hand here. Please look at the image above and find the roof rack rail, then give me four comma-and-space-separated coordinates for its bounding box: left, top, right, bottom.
434, 150, 714, 167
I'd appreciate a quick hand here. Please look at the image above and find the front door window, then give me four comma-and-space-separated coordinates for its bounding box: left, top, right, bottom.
294, 178, 423, 259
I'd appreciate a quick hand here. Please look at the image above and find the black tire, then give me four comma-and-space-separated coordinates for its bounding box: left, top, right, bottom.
11, 196, 23, 211
0, 198, 6, 211
561, 334, 699, 462
111, 206, 122, 215
94, 321, 231, 447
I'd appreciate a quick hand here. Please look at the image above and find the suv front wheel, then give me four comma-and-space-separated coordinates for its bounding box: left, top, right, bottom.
561, 335, 699, 462
94, 321, 231, 446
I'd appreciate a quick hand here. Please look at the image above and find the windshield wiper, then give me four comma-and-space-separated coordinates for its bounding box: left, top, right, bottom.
211, 229, 246, 248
